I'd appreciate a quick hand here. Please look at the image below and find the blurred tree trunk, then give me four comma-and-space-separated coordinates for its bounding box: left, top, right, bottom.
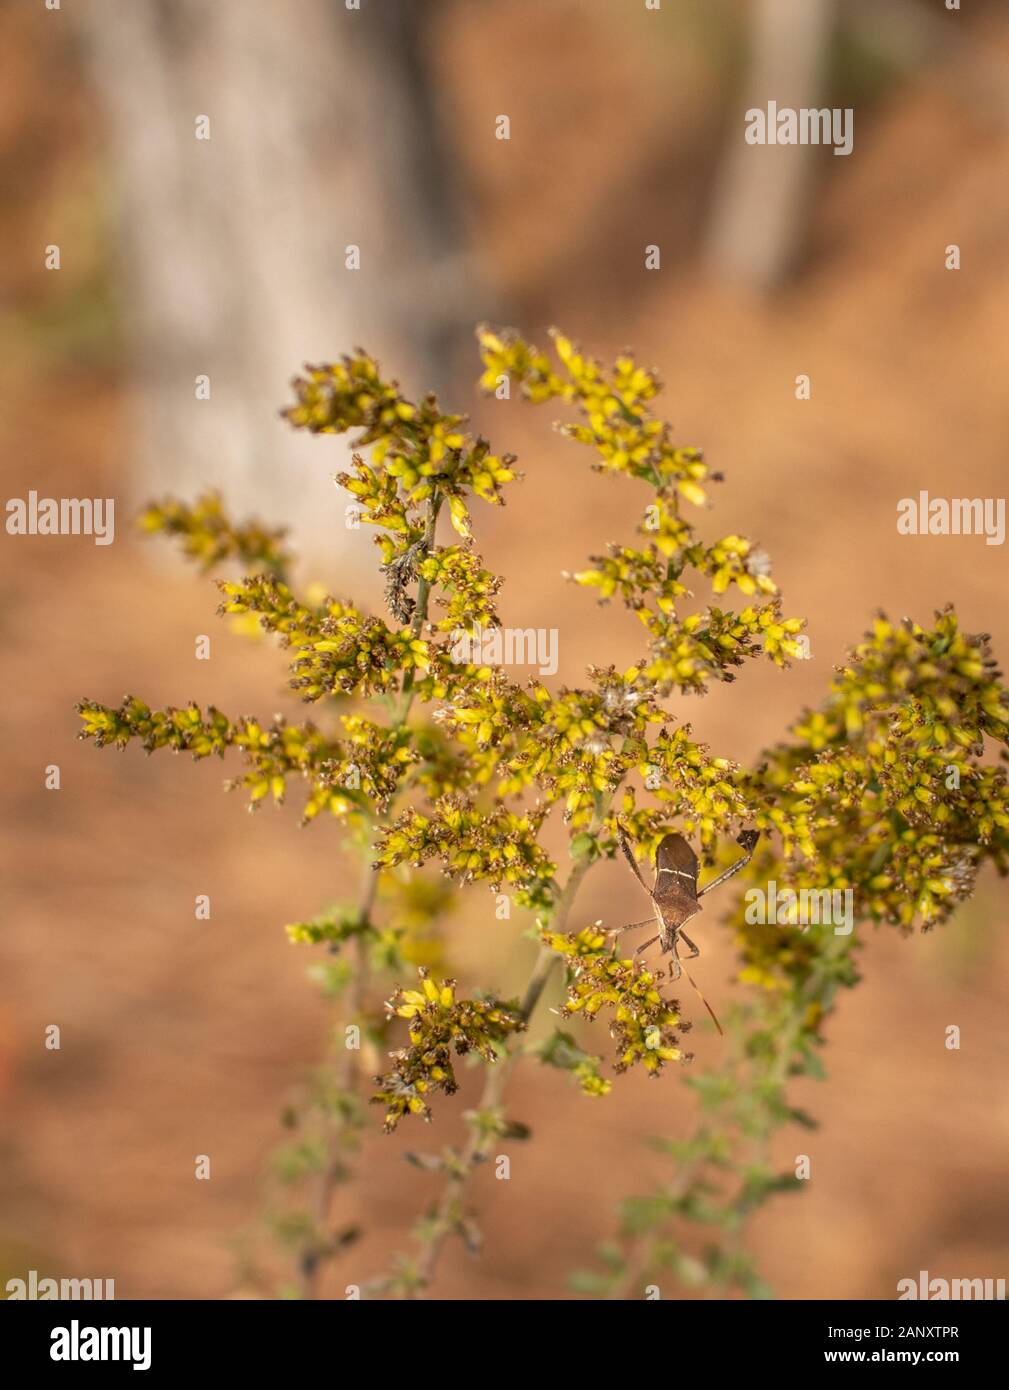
74, 0, 474, 559
706, 0, 839, 289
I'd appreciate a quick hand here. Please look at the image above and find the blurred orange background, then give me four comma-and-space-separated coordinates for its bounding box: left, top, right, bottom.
2, 0, 1008, 1299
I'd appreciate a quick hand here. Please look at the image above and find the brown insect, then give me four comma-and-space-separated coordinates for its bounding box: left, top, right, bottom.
611, 824, 760, 1035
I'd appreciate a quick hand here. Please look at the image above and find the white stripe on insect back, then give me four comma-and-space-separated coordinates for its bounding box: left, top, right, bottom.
656, 868, 695, 881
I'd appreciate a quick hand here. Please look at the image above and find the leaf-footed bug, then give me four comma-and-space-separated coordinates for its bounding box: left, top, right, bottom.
610, 824, 760, 1035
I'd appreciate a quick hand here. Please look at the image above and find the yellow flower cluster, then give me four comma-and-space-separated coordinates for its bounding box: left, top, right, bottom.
375, 795, 556, 910
75, 697, 409, 825
219, 576, 429, 700
373, 971, 524, 1130
478, 326, 805, 697
286, 353, 518, 555
417, 546, 502, 633
139, 492, 290, 576
543, 927, 689, 1076
723, 609, 1009, 998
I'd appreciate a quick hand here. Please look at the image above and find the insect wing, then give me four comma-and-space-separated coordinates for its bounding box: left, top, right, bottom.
654, 834, 699, 895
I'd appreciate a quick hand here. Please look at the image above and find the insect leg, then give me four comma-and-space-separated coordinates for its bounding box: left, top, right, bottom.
677, 929, 700, 961
696, 829, 760, 899
607, 917, 660, 937
632, 934, 661, 958
616, 821, 653, 896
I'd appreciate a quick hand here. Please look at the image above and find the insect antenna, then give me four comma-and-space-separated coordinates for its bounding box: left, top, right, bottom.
678, 963, 724, 1036
696, 829, 759, 899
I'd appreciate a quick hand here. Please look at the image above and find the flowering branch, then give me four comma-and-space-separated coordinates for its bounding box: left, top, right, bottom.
75, 327, 1008, 1305
373, 847, 599, 1296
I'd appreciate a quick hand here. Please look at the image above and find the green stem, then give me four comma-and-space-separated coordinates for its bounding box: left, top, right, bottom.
298, 491, 446, 1296
297, 857, 381, 1299
400, 490, 443, 713
610, 927, 854, 1300
403, 848, 598, 1295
